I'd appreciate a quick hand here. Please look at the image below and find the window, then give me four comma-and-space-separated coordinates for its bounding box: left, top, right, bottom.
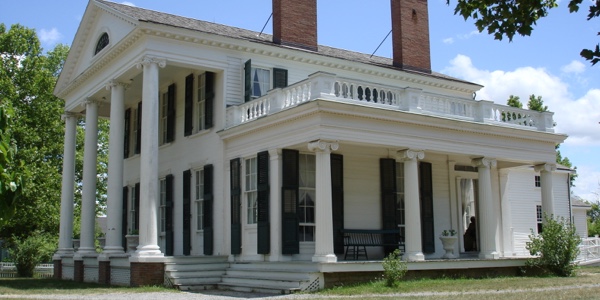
536, 205, 543, 233
298, 154, 316, 242
396, 162, 405, 238
251, 67, 270, 99
245, 157, 258, 224
535, 175, 541, 187
94, 32, 109, 55
159, 178, 167, 233
195, 169, 204, 230
159, 91, 169, 145
197, 73, 206, 132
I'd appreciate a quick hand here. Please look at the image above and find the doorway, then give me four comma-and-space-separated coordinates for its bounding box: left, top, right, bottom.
457, 178, 479, 253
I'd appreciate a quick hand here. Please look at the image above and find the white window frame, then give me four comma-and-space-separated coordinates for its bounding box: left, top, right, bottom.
159, 178, 167, 233
159, 91, 169, 145
195, 73, 206, 134
299, 153, 316, 242
536, 204, 543, 234
195, 169, 205, 231
251, 67, 270, 99
245, 157, 258, 225
534, 175, 541, 187
131, 106, 138, 155
129, 186, 136, 234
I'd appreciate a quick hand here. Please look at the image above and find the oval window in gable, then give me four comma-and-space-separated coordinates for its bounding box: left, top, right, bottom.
94, 32, 109, 55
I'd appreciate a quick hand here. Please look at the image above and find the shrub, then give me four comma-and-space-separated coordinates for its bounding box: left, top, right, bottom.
526, 214, 581, 277
8, 232, 56, 277
382, 249, 407, 287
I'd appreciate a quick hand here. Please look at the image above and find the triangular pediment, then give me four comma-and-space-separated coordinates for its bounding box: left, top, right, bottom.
54, 0, 138, 97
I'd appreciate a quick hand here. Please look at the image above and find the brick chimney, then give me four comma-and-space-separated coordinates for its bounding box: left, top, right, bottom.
272, 0, 318, 51
391, 0, 431, 73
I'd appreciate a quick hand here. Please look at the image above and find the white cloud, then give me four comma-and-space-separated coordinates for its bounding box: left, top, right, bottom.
120, 1, 136, 6
457, 30, 480, 40
561, 60, 586, 74
39, 28, 62, 45
443, 37, 454, 44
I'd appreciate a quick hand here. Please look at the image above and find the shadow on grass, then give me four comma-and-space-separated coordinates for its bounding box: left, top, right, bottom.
0, 278, 121, 291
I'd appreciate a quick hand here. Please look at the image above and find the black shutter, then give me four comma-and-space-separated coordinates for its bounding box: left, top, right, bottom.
165, 174, 174, 256
203, 164, 214, 255
230, 158, 242, 255
244, 59, 251, 103
420, 162, 435, 253
135, 102, 142, 155
122, 186, 128, 249
182, 170, 191, 255
166, 84, 176, 143
380, 158, 398, 256
331, 153, 344, 255
257, 151, 270, 254
184, 74, 194, 136
204, 72, 215, 129
282, 149, 300, 255
124, 108, 130, 158
134, 183, 140, 231
273, 68, 288, 89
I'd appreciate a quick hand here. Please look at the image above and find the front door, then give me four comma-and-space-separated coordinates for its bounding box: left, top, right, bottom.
457, 177, 480, 253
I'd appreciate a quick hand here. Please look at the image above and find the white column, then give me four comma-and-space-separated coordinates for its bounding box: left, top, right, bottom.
102, 81, 128, 255
78, 99, 100, 255
309, 140, 338, 263
55, 113, 78, 258
535, 163, 556, 218
268, 149, 284, 261
397, 149, 425, 261
472, 157, 499, 259
133, 56, 166, 258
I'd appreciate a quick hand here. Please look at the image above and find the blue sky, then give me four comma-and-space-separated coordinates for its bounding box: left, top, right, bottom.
2, 0, 599, 201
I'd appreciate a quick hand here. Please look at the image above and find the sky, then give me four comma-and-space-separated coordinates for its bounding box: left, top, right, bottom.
2, 0, 599, 201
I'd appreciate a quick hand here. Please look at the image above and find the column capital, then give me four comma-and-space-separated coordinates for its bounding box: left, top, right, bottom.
105, 80, 131, 91
136, 56, 167, 69
472, 157, 497, 168
84, 98, 104, 106
396, 149, 425, 161
61, 111, 80, 121
534, 163, 557, 173
268, 148, 281, 158
308, 140, 339, 153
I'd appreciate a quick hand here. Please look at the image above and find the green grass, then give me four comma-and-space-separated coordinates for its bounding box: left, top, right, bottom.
0, 278, 177, 295
314, 266, 600, 299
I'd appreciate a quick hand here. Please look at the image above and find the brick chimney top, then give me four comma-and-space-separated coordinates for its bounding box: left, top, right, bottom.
272, 0, 318, 51
391, 0, 431, 73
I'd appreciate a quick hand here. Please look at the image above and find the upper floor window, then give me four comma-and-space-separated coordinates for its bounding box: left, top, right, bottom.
159, 84, 175, 145
94, 33, 109, 55
184, 72, 214, 136
244, 59, 288, 102
535, 175, 541, 187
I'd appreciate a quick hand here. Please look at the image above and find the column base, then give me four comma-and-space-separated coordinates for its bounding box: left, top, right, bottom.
406, 251, 425, 261
131, 244, 163, 258
102, 246, 125, 255
54, 248, 74, 259
312, 254, 337, 263
479, 251, 499, 259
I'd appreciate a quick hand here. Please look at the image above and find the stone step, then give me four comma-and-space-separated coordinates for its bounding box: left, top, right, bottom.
171, 276, 222, 286
224, 270, 312, 282
218, 282, 299, 295
164, 262, 229, 272
167, 270, 226, 280
164, 256, 228, 265
220, 276, 303, 290
227, 262, 318, 272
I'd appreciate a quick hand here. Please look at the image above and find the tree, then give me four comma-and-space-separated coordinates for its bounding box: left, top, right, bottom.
447, 0, 600, 65
0, 23, 109, 243
0, 104, 22, 227
506, 95, 523, 109
527, 94, 548, 112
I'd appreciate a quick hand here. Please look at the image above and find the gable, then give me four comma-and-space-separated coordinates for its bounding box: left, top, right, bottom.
55, 0, 137, 97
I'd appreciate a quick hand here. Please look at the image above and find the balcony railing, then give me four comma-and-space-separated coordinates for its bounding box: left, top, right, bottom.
225, 72, 555, 132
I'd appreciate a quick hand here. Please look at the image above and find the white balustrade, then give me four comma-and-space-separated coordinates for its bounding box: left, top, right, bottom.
224, 72, 555, 133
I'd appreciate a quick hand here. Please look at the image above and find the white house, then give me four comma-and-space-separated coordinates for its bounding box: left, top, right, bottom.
52, 0, 572, 292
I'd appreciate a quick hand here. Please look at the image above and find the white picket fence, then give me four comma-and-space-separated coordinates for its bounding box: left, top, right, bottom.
576, 237, 600, 265
0, 262, 54, 278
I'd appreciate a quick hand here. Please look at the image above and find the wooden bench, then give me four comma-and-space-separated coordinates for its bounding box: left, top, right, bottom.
340, 229, 405, 260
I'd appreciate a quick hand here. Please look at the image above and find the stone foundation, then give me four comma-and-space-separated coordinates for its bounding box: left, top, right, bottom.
130, 262, 164, 287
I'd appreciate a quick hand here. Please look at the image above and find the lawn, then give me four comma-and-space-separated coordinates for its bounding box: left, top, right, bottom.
0, 278, 176, 296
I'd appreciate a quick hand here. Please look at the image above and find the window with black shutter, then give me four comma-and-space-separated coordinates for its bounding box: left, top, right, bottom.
331, 154, 344, 255
184, 74, 194, 136
230, 158, 242, 254
203, 164, 214, 255
182, 170, 191, 255
165, 174, 174, 256
420, 162, 435, 254
124, 108, 130, 158
380, 158, 399, 256
282, 149, 300, 255
257, 151, 270, 254
273, 68, 288, 89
